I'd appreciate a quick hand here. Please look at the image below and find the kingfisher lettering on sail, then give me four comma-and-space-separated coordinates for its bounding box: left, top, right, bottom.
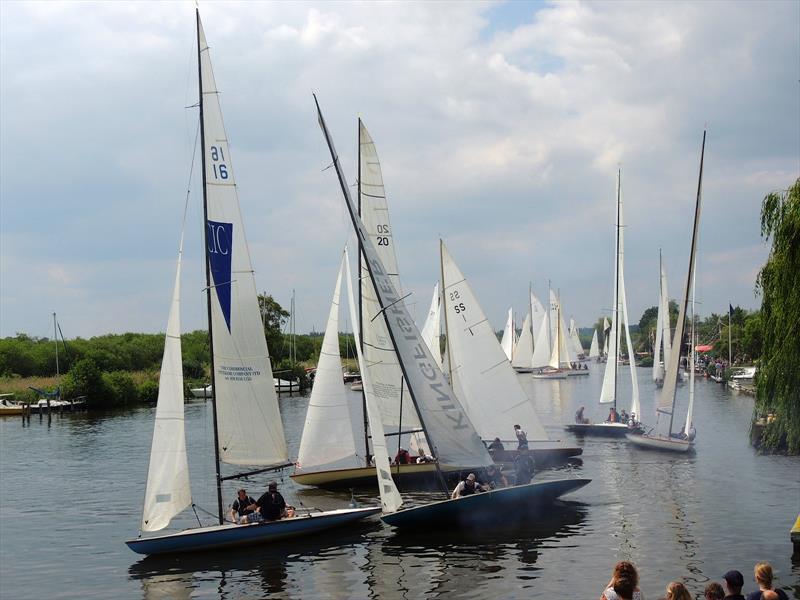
207, 220, 233, 333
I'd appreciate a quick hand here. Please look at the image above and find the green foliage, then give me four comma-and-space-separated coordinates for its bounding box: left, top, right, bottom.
259, 294, 290, 360
137, 379, 159, 403
102, 371, 138, 406
61, 358, 109, 407
754, 178, 800, 454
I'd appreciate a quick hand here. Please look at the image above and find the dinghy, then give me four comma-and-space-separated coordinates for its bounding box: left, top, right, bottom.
125, 13, 379, 556
314, 96, 590, 530
628, 131, 706, 453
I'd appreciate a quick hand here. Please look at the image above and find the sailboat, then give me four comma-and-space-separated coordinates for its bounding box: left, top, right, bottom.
293, 119, 457, 489
600, 317, 611, 362
125, 13, 379, 555
315, 95, 590, 530
500, 308, 515, 361
511, 311, 534, 372
532, 291, 574, 379
652, 251, 672, 387
440, 241, 582, 465
627, 131, 706, 453
564, 169, 640, 436
569, 318, 586, 360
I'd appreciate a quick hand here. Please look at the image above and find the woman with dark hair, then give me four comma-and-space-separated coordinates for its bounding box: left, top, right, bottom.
601, 561, 644, 600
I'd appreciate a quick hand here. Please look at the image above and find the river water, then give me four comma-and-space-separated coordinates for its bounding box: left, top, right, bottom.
1, 364, 798, 599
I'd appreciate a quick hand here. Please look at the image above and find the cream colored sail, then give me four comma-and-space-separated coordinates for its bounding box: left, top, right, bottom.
141, 234, 191, 532
358, 120, 421, 434
511, 312, 533, 369
199, 19, 287, 466
441, 242, 548, 441
296, 254, 359, 473
588, 329, 599, 358
531, 312, 551, 368
345, 248, 403, 513
569, 318, 585, 357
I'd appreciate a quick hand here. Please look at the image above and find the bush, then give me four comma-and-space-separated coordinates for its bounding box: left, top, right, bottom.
61, 358, 109, 407
103, 371, 138, 406
137, 379, 159, 403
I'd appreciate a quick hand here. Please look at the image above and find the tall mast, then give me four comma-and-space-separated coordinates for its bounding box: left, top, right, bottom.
357, 118, 370, 464
668, 130, 706, 435
196, 9, 224, 525
612, 169, 621, 410
528, 282, 533, 361
53, 313, 59, 379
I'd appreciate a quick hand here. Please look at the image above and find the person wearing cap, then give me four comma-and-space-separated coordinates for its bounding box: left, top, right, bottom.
230, 488, 257, 524
746, 562, 789, 600
722, 569, 745, 600
514, 424, 528, 450
255, 481, 287, 522
451, 473, 488, 499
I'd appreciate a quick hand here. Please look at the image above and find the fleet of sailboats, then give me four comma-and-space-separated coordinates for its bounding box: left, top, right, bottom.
123, 7, 714, 557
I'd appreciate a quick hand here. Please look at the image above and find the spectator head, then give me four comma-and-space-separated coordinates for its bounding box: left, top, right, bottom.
611, 561, 639, 588
704, 582, 724, 600
613, 576, 635, 600
514, 424, 521, 430
466, 473, 476, 482
754, 562, 774, 588
665, 581, 691, 600
237, 488, 247, 498
723, 570, 744, 594
268, 481, 278, 491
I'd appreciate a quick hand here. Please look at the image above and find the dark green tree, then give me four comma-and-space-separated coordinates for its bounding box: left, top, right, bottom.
755, 178, 800, 454
258, 294, 290, 360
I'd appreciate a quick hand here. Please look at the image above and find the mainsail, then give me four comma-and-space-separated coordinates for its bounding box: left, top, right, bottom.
296, 254, 359, 473
141, 233, 191, 532
569, 318, 585, 357
358, 119, 422, 434
441, 241, 548, 442
511, 312, 533, 369
500, 308, 514, 361
588, 329, 600, 359
199, 19, 287, 466
317, 98, 491, 469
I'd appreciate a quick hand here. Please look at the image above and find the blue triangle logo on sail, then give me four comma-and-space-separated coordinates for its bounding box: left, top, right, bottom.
207, 220, 233, 333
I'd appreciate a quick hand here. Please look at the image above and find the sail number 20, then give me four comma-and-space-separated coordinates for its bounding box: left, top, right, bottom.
209, 146, 229, 180
376, 224, 390, 246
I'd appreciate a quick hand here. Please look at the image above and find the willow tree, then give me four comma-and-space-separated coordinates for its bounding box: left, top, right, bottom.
755, 178, 800, 454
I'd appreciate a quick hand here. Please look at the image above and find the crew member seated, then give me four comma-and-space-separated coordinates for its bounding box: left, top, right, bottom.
394, 448, 411, 465
488, 437, 505, 451
451, 473, 488, 499
230, 488, 256, 524
482, 464, 508, 489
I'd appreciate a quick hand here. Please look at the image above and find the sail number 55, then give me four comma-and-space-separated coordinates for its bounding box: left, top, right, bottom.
210, 146, 229, 180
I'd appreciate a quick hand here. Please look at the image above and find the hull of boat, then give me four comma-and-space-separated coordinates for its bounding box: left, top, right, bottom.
292, 462, 463, 489
564, 422, 638, 437
0, 406, 24, 416
126, 506, 380, 555
513, 367, 534, 373
625, 433, 692, 452
566, 370, 589, 377
532, 372, 568, 379
381, 478, 591, 529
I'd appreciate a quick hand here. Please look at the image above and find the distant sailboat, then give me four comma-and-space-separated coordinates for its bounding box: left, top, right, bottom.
628, 131, 706, 453
511, 311, 534, 372
315, 96, 590, 530
588, 329, 600, 360
125, 13, 379, 555
564, 169, 640, 436
500, 308, 515, 361
569, 318, 586, 360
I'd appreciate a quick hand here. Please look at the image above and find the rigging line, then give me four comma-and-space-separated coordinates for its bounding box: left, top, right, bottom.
369, 292, 413, 322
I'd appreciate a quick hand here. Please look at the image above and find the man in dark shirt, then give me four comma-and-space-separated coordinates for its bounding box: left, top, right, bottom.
723, 570, 746, 600
256, 481, 287, 521
230, 488, 256, 524
513, 447, 535, 485
394, 448, 411, 465
488, 437, 505, 451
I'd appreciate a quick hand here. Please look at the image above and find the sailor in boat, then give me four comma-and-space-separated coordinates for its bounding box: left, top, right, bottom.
230, 488, 257, 524
619, 409, 629, 424
514, 424, 528, 450
488, 437, 505, 451
242, 481, 293, 524
606, 407, 619, 423
627, 414, 640, 430
513, 447, 535, 485
393, 448, 411, 465
451, 473, 488, 499
575, 406, 590, 424
415, 448, 434, 463
482, 464, 508, 489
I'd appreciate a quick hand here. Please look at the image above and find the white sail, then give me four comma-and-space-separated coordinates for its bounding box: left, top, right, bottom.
684, 260, 697, 436
296, 254, 359, 473
441, 242, 549, 442
600, 174, 622, 405
588, 329, 599, 358
602, 317, 611, 357
547, 290, 558, 354
557, 302, 575, 367
618, 208, 640, 416
500, 308, 514, 361
420, 283, 443, 369
531, 293, 547, 346
511, 312, 533, 369
141, 235, 191, 532
199, 20, 287, 466
569, 318, 585, 357
358, 120, 421, 433
660, 262, 672, 374
653, 261, 664, 383
317, 100, 492, 469
345, 249, 403, 513
531, 314, 551, 368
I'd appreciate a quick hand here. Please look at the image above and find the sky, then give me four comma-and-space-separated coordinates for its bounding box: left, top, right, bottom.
1, 1, 797, 340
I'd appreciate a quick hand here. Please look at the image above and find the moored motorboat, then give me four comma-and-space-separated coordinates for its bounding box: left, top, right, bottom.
0, 396, 23, 416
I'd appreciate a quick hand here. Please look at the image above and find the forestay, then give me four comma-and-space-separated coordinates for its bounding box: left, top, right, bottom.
199, 20, 287, 466
296, 254, 359, 473
345, 249, 403, 513
358, 120, 422, 433
141, 234, 191, 532
317, 99, 492, 469
441, 242, 548, 442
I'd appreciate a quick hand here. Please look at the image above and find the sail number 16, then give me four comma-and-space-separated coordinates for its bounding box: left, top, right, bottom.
210, 146, 229, 180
